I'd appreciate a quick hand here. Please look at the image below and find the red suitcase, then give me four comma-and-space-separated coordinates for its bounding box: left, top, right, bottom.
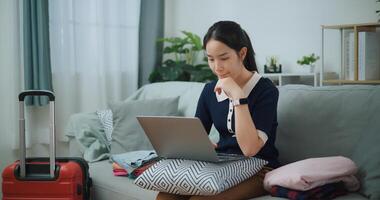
2, 90, 92, 200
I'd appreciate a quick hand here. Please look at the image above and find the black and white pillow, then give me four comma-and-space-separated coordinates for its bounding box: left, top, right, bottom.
96, 109, 113, 146
134, 157, 267, 196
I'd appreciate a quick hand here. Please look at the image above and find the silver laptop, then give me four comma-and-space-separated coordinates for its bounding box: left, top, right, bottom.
136, 116, 246, 162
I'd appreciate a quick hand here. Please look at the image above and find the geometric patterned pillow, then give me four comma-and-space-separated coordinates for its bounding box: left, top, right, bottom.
134, 157, 267, 196
96, 109, 113, 147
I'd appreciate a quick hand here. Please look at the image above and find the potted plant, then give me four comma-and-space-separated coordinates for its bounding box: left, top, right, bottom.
149, 31, 216, 83
297, 53, 320, 73
264, 56, 282, 73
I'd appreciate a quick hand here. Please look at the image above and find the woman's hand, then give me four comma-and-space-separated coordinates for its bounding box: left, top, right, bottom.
214, 77, 244, 100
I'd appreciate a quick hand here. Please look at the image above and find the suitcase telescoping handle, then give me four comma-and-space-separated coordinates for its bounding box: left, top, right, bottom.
18, 90, 56, 178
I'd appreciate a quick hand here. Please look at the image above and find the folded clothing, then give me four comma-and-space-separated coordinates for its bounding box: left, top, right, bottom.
270, 181, 347, 200
110, 151, 161, 179
113, 170, 128, 176
128, 159, 160, 179
112, 162, 128, 176
112, 162, 124, 170
264, 156, 360, 191
111, 158, 160, 178
110, 150, 157, 173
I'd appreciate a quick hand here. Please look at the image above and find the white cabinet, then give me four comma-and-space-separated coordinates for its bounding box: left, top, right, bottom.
263, 73, 318, 87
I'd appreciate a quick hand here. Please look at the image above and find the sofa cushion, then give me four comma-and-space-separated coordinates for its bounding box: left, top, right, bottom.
276, 85, 379, 164
352, 128, 380, 200
110, 97, 180, 154
134, 158, 267, 196
89, 160, 157, 200
125, 81, 205, 117
126, 81, 220, 144
351, 86, 380, 200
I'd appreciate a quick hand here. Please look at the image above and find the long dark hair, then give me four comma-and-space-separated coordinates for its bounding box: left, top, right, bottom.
203, 21, 258, 72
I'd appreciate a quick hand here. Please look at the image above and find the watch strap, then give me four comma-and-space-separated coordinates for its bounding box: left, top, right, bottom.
232, 98, 248, 106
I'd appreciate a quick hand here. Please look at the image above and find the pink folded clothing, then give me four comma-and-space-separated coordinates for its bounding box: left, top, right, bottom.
112, 162, 128, 176
113, 170, 128, 176
263, 156, 360, 191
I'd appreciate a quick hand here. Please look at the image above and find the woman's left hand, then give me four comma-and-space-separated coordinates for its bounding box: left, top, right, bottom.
214, 77, 244, 100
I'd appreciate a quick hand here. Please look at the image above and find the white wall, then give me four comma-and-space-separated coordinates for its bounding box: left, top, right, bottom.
165, 0, 378, 73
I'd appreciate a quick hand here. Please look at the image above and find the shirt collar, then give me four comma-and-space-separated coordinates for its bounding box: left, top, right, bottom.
216, 72, 262, 102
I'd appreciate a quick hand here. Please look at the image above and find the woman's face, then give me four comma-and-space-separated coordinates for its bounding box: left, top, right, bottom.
205, 39, 247, 80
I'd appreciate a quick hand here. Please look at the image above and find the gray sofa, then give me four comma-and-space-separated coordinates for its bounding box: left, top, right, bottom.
67, 81, 380, 200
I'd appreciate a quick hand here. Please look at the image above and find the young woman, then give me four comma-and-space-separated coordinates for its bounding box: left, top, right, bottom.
157, 21, 279, 200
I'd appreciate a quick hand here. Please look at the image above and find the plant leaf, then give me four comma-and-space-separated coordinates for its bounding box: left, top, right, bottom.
149, 31, 213, 83
182, 31, 203, 50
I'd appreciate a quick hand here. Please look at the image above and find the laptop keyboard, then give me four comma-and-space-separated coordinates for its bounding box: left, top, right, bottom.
216, 153, 246, 162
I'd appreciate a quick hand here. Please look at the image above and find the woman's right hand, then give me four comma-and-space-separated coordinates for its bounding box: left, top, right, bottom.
214, 77, 244, 100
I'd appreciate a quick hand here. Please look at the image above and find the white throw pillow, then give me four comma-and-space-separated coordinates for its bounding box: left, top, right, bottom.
134, 157, 267, 196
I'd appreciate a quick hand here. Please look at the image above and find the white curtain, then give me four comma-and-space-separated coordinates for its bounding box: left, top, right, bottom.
1, 0, 53, 150
49, 0, 141, 142
0, 0, 22, 160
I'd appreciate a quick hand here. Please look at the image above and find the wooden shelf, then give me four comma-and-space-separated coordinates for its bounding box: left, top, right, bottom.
321, 22, 380, 86
323, 80, 380, 84
322, 23, 380, 29
263, 73, 315, 77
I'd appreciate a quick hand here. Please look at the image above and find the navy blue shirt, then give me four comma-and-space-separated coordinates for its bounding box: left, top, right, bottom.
195, 77, 280, 168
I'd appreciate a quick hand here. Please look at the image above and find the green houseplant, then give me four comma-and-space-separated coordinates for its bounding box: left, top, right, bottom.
264, 56, 282, 73
297, 53, 320, 73
149, 31, 216, 83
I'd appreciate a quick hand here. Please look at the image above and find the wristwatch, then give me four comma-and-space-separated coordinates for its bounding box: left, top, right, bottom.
232, 98, 248, 106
